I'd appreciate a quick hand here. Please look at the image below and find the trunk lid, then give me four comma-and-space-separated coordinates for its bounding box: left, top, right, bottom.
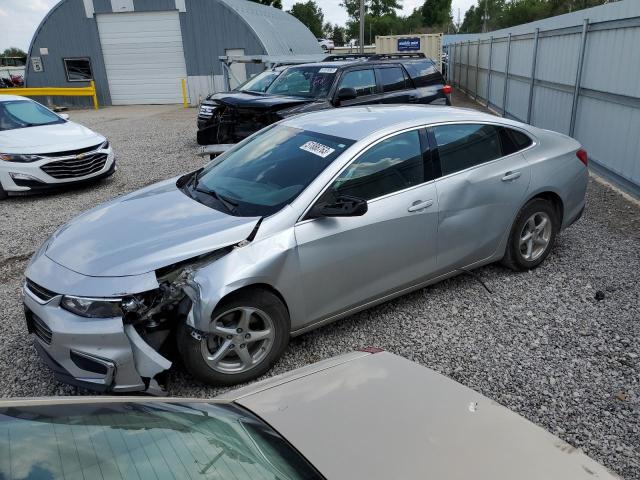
232, 352, 619, 480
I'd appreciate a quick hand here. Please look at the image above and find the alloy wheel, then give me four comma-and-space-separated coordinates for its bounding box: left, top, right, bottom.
201, 306, 275, 374
519, 212, 552, 262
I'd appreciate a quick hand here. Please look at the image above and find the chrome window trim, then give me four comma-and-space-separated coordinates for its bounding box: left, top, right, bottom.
296, 125, 432, 224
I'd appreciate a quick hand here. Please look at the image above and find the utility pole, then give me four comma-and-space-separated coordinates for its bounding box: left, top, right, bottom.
482, 0, 488, 33
359, 0, 365, 53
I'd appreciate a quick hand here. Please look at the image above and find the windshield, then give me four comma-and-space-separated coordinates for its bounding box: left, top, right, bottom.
0, 401, 323, 480
265, 66, 337, 99
0, 100, 64, 131
187, 125, 354, 217
236, 70, 281, 93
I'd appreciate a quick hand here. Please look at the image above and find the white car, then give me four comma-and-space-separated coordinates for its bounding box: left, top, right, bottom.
317, 37, 335, 50
0, 95, 115, 199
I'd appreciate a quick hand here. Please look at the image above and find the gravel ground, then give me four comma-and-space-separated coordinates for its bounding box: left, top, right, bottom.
0, 97, 638, 479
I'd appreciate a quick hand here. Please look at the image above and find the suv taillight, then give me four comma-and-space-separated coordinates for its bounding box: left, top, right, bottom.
442, 85, 453, 95
576, 149, 588, 167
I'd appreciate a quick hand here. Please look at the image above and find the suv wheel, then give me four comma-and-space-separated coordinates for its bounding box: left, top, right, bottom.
502, 198, 559, 271
178, 288, 289, 386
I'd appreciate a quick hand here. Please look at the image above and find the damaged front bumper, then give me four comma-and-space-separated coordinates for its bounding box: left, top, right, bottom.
23, 285, 170, 394
22, 254, 175, 394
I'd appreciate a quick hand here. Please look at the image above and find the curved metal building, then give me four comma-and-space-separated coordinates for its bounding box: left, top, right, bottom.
26, 0, 321, 106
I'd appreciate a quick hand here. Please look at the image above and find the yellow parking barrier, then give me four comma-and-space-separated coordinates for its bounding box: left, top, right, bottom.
181, 78, 188, 108
0, 80, 99, 109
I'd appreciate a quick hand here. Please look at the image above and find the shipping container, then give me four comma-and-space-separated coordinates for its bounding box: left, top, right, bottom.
375, 34, 443, 72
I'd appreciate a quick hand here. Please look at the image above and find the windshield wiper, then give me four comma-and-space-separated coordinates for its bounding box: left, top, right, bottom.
186, 170, 239, 214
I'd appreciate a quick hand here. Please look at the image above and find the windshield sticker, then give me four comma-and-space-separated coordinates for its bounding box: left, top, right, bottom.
318, 67, 338, 74
300, 141, 336, 158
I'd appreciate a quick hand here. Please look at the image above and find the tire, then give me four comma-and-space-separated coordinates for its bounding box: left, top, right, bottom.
0, 184, 7, 201
501, 198, 559, 271
178, 288, 290, 386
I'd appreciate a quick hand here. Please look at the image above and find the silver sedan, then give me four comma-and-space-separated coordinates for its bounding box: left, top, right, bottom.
24, 106, 588, 392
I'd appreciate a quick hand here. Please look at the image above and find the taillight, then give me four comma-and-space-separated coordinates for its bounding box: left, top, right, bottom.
358, 347, 385, 354
442, 85, 453, 95
576, 149, 588, 167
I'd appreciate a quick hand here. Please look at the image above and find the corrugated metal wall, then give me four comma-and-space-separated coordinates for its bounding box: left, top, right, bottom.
447, 0, 640, 194
26, 0, 321, 106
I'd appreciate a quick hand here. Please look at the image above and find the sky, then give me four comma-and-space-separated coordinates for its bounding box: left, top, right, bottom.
0, 0, 476, 52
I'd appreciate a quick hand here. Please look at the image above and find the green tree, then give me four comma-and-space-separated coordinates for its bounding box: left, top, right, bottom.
2, 47, 27, 58
323, 23, 347, 45
341, 0, 402, 21
460, 0, 618, 33
289, 1, 325, 38
421, 0, 452, 27
249, 0, 282, 8
460, 0, 505, 33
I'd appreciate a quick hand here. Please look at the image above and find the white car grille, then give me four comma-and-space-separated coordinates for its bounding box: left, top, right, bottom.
41, 152, 108, 179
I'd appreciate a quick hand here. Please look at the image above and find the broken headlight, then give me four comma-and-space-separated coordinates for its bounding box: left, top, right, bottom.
61, 295, 123, 318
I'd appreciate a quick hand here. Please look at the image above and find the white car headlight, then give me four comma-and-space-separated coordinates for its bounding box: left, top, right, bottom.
61, 295, 123, 318
0, 153, 43, 163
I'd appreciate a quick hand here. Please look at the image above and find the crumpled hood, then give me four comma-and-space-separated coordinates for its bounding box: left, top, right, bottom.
208, 91, 313, 110
45, 178, 260, 277
0, 121, 103, 153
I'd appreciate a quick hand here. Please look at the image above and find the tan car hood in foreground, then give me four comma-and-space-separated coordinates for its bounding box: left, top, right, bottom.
232, 352, 619, 480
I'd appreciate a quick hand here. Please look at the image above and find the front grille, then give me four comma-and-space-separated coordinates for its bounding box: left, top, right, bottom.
41, 153, 108, 179
41, 143, 103, 158
213, 106, 270, 143
33, 314, 53, 344
25, 279, 57, 302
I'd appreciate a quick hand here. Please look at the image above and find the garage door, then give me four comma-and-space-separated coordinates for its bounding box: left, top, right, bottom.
97, 11, 187, 105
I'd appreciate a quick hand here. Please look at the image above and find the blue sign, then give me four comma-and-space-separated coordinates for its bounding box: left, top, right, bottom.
397, 37, 420, 51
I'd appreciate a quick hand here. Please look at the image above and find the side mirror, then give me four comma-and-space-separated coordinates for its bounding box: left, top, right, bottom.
336, 87, 357, 102
59, 113, 69, 120
310, 195, 367, 218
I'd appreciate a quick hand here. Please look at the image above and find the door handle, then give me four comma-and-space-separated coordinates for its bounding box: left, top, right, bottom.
502, 171, 521, 181
407, 199, 434, 212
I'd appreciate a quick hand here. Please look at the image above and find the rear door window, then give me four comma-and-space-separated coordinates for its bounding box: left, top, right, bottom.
433, 123, 503, 176
402, 59, 438, 87
378, 67, 407, 92
338, 69, 377, 97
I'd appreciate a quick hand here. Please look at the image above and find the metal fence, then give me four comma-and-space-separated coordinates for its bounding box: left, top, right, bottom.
448, 12, 640, 194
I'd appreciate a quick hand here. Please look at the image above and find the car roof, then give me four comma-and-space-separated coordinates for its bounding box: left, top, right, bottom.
0, 94, 29, 102
282, 105, 518, 140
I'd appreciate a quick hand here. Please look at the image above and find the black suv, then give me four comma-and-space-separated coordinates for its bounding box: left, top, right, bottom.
197, 53, 451, 145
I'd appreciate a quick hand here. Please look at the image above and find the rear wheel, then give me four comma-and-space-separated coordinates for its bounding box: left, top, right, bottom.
502, 198, 558, 271
178, 288, 289, 386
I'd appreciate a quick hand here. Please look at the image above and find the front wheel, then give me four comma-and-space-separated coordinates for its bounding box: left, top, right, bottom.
178, 288, 290, 386
501, 198, 559, 271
